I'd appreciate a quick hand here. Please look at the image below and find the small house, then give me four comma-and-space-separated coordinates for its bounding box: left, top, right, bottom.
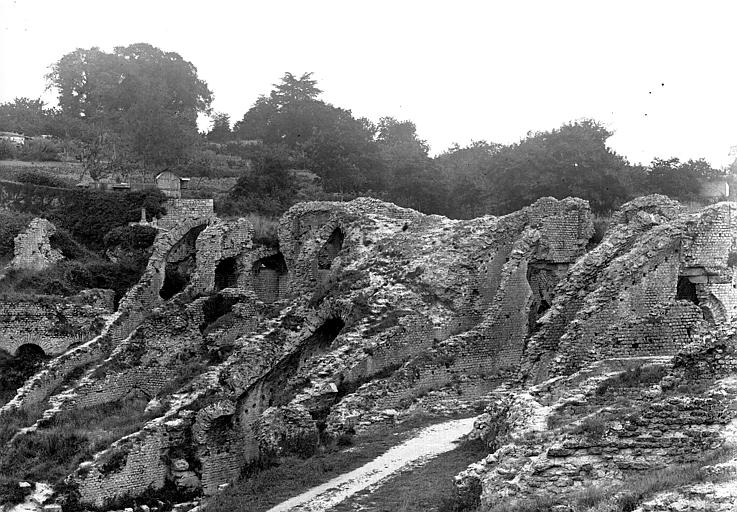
155, 170, 190, 199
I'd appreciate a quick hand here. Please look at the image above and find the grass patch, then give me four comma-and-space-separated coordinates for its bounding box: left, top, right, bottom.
245, 213, 280, 247
588, 214, 612, 248
596, 365, 668, 396
330, 437, 489, 512
204, 413, 474, 512
571, 416, 607, 440
0, 397, 157, 506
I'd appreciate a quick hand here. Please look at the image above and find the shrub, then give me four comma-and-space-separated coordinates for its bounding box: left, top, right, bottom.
0, 210, 33, 259
103, 225, 158, 250
18, 139, 61, 162
589, 214, 612, 246
246, 213, 280, 247
596, 365, 668, 395
0, 140, 18, 160
572, 416, 607, 440
15, 171, 68, 188
49, 228, 93, 260
0, 477, 32, 507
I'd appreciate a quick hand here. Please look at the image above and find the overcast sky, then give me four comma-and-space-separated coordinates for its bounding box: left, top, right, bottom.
1, 0, 735, 166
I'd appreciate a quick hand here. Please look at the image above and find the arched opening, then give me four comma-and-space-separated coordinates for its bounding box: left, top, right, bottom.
215, 257, 239, 291
252, 252, 288, 303
317, 228, 344, 270
15, 343, 46, 359
676, 277, 699, 305
160, 225, 206, 300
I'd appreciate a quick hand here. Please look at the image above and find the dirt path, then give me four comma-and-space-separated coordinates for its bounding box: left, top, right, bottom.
265, 416, 477, 512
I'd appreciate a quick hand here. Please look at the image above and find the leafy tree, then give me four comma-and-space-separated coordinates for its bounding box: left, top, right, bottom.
376, 117, 447, 213
646, 157, 721, 201
207, 112, 231, 143
270, 72, 322, 106
46, 43, 212, 172
485, 120, 630, 213
0, 98, 51, 136
435, 141, 501, 218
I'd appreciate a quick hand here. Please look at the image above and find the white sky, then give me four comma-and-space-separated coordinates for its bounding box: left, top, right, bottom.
1, 0, 735, 166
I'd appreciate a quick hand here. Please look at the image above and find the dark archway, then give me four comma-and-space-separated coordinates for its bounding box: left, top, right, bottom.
676, 277, 699, 304
215, 257, 239, 291
15, 343, 46, 359
317, 228, 344, 270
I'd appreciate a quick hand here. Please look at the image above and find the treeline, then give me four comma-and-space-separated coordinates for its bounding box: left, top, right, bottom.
213, 73, 727, 217
0, 44, 731, 218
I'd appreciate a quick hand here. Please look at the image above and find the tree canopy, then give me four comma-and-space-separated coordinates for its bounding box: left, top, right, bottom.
46, 43, 212, 171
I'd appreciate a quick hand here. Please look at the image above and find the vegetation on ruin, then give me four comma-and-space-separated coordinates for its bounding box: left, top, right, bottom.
473, 445, 737, 512
0, 209, 34, 259
0, 397, 158, 507
0, 346, 49, 406
204, 411, 476, 512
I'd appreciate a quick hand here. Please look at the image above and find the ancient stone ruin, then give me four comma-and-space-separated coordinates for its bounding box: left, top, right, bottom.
8, 218, 64, 271
1, 194, 736, 511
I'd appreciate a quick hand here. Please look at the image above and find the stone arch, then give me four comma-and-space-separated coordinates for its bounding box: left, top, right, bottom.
698, 292, 728, 324
14, 342, 46, 358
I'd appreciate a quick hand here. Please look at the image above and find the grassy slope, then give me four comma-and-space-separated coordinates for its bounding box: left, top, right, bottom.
204, 413, 476, 512
329, 437, 489, 512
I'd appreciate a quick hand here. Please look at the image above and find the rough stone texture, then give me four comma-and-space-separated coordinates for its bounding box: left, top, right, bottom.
62, 196, 594, 504
8, 217, 64, 271
10, 195, 737, 510
0, 289, 114, 356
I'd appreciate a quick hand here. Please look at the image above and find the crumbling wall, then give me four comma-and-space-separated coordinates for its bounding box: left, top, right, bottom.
8, 217, 63, 271
538, 201, 737, 378
0, 289, 113, 356
0, 215, 213, 416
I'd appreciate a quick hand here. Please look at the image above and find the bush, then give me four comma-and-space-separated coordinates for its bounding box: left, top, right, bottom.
596, 365, 668, 396
246, 213, 280, 247
18, 139, 61, 162
1, 257, 150, 305
103, 225, 158, 251
48, 188, 167, 250
0, 477, 32, 507
16, 171, 68, 188
0, 140, 18, 160
49, 228, 93, 260
572, 416, 607, 440
0, 210, 33, 259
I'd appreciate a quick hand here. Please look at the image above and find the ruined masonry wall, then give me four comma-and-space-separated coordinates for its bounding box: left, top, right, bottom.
8, 217, 63, 271
0, 292, 113, 356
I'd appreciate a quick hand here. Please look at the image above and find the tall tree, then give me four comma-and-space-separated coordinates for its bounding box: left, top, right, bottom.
0, 97, 50, 135
207, 112, 231, 143
46, 43, 212, 172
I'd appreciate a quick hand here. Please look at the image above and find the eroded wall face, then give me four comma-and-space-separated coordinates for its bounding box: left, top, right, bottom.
0, 293, 113, 356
